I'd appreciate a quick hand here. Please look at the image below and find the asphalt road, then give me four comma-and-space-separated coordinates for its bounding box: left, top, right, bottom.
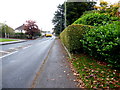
2, 37, 55, 88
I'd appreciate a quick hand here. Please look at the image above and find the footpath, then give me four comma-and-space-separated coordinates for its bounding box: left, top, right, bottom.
34, 39, 78, 88
0, 39, 26, 45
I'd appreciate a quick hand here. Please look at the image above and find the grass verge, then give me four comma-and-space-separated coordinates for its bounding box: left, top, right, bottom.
70, 54, 120, 88
0, 38, 17, 42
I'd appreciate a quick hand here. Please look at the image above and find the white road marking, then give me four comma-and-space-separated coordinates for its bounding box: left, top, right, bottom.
0, 51, 18, 59
9, 47, 17, 49
0, 51, 10, 54
0, 51, 4, 52
9, 48, 18, 50
23, 46, 31, 49
0, 44, 32, 59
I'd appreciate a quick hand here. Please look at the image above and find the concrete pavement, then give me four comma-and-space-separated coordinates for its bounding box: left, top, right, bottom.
0, 39, 27, 45
34, 39, 77, 88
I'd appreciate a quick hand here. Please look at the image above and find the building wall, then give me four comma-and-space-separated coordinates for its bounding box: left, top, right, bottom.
15, 30, 25, 33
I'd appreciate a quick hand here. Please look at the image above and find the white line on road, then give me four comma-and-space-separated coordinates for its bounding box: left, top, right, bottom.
23, 46, 31, 49
9, 48, 19, 50
0, 44, 32, 59
0, 51, 18, 59
9, 47, 18, 49
0, 51, 10, 54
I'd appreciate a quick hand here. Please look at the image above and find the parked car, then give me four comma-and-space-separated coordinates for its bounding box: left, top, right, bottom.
45, 33, 52, 37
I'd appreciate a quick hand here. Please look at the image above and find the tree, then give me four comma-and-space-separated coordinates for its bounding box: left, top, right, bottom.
94, 0, 120, 16
52, 2, 96, 35
0, 23, 15, 38
52, 4, 65, 35
66, 2, 96, 26
24, 20, 41, 39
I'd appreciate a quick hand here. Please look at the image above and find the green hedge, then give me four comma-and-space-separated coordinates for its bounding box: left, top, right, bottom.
80, 21, 120, 68
73, 13, 120, 26
60, 24, 93, 53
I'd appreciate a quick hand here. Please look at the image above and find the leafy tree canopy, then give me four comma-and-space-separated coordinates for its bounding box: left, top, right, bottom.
0, 23, 15, 37
24, 20, 41, 38
94, 0, 120, 16
52, 2, 96, 35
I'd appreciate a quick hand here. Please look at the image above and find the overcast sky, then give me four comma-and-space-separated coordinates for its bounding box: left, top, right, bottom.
0, 0, 119, 31
0, 0, 65, 31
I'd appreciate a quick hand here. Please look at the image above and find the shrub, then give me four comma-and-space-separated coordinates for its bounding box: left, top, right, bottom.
110, 16, 120, 21
12, 33, 27, 39
82, 10, 99, 15
80, 21, 120, 68
60, 24, 92, 53
73, 13, 119, 26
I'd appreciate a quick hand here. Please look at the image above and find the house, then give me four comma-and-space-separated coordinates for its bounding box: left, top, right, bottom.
15, 24, 25, 33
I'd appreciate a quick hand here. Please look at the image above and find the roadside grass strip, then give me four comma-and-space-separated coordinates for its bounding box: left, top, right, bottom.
0, 38, 17, 42
70, 54, 120, 88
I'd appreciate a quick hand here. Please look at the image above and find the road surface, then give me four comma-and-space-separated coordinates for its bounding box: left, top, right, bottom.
1, 37, 77, 88
2, 37, 55, 88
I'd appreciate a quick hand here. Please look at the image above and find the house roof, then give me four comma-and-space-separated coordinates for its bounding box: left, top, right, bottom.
15, 24, 24, 30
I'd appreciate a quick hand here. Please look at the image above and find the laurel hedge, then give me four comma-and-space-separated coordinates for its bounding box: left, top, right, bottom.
80, 21, 120, 68
73, 13, 120, 26
60, 24, 92, 53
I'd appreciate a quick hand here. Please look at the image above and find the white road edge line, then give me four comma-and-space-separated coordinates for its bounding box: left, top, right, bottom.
23, 46, 31, 49
0, 51, 18, 59
0, 51, 10, 53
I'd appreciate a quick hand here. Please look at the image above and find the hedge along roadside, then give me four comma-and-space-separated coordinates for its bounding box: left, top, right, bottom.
80, 21, 120, 69
73, 13, 120, 26
60, 24, 93, 53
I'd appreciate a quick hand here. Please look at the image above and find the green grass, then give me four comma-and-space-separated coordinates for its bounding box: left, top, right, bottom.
71, 54, 120, 88
0, 38, 17, 42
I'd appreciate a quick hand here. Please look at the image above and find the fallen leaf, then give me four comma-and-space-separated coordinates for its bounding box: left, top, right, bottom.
59, 75, 62, 77
106, 78, 109, 80
95, 71, 99, 73
91, 70, 95, 72
99, 84, 103, 87
101, 71, 104, 73
93, 81, 97, 83
64, 71, 66, 73
73, 79, 76, 82
67, 74, 69, 76
50, 79, 55, 81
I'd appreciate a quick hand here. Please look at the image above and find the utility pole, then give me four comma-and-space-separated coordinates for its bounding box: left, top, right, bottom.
60, 10, 63, 33
64, 0, 94, 28
4, 21, 7, 38
64, 0, 67, 28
